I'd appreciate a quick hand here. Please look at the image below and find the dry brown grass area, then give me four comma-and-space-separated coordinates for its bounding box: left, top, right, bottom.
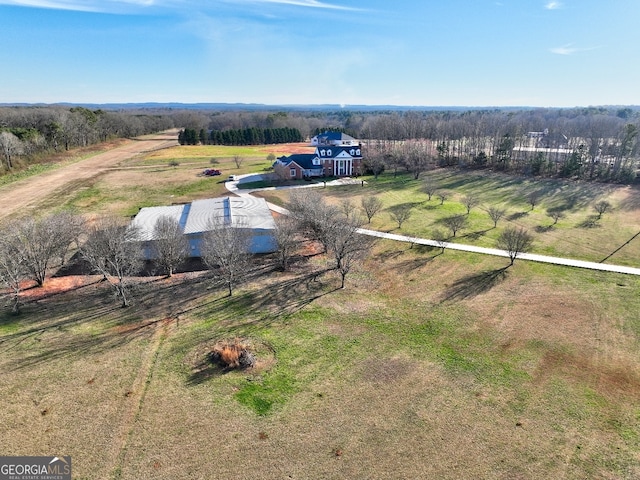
1, 250, 639, 479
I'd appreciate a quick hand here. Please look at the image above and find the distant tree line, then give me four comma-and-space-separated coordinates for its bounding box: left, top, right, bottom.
179, 127, 303, 146
310, 126, 358, 138
2, 105, 640, 183
173, 106, 640, 183
0, 106, 174, 172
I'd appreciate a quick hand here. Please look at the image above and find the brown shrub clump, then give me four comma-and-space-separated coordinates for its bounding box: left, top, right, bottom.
209, 339, 256, 370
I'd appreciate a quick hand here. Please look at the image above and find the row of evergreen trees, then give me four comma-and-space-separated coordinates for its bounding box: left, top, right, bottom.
178, 127, 303, 146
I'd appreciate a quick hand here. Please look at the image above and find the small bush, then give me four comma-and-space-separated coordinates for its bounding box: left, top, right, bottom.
209, 339, 256, 369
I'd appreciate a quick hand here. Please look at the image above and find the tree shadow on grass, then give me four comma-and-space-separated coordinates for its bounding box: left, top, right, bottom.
395, 250, 442, 272
577, 215, 602, 229
507, 211, 529, 221
440, 267, 509, 303
617, 187, 640, 211
535, 225, 554, 233
176, 267, 339, 332
186, 362, 229, 386
462, 229, 491, 241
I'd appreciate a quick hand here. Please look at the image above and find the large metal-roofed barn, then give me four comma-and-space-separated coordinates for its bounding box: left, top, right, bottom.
131, 196, 277, 258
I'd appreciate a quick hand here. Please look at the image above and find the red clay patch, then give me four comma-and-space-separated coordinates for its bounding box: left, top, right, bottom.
19, 275, 100, 300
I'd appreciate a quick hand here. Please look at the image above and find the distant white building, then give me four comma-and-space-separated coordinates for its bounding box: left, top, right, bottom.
310, 131, 360, 147
131, 196, 277, 258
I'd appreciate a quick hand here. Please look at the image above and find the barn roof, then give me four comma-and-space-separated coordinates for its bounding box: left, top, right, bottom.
185, 196, 276, 234
130, 204, 188, 241
131, 196, 276, 241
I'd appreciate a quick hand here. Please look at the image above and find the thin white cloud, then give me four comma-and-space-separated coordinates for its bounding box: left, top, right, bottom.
0, 0, 157, 12
0, 0, 360, 12
550, 43, 601, 55
545, 1, 562, 9
249, 0, 359, 10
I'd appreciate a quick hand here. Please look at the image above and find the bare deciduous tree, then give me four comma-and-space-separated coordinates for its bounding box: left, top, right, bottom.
546, 208, 565, 225
593, 200, 611, 219
443, 215, 468, 237
200, 218, 252, 296
328, 215, 374, 288
360, 195, 383, 223
50, 211, 85, 266
498, 226, 533, 266
437, 190, 449, 205
273, 215, 299, 271
487, 206, 506, 228
82, 216, 143, 307
286, 190, 374, 285
287, 189, 340, 253
527, 191, 542, 211
398, 140, 434, 180
389, 204, 413, 229
13, 213, 82, 287
233, 155, 244, 169
340, 199, 357, 219
152, 215, 189, 277
432, 228, 448, 254
461, 194, 480, 214
0, 228, 28, 314
0, 131, 24, 170
423, 179, 437, 201
362, 151, 386, 180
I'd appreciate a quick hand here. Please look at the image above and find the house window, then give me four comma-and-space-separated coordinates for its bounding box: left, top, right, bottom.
313, 158, 320, 165
290, 168, 296, 177
356, 149, 361, 155
320, 149, 326, 156
326, 149, 332, 156
350, 149, 355, 155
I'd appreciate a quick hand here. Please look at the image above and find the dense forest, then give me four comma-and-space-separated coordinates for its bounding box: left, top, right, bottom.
178, 126, 303, 146
1, 105, 639, 183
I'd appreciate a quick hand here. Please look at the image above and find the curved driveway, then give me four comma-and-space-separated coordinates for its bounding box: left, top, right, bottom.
226, 173, 640, 276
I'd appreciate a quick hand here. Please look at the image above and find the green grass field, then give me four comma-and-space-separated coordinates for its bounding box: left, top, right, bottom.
1, 143, 639, 479
256, 168, 640, 267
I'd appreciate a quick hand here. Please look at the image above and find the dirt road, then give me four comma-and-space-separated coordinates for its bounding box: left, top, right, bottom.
0, 129, 179, 220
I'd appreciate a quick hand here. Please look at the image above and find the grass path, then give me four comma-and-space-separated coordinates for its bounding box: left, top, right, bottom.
109, 320, 169, 480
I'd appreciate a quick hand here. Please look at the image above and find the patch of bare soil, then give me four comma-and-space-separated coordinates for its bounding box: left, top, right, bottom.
20, 275, 100, 301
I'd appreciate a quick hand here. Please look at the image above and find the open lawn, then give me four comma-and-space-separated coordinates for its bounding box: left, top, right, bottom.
1, 142, 640, 479
256, 169, 640, 267
1, 244, 639, 479
57, 144, 289, 216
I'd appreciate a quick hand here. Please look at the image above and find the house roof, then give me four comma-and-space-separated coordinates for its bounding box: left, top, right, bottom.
277, 153, 320, 170
313, 131, 357, 143
131, 196, 276, 241
316, 145, 362, 159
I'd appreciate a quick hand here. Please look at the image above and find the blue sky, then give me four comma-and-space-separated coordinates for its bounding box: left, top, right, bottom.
0, 0, 638, 107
